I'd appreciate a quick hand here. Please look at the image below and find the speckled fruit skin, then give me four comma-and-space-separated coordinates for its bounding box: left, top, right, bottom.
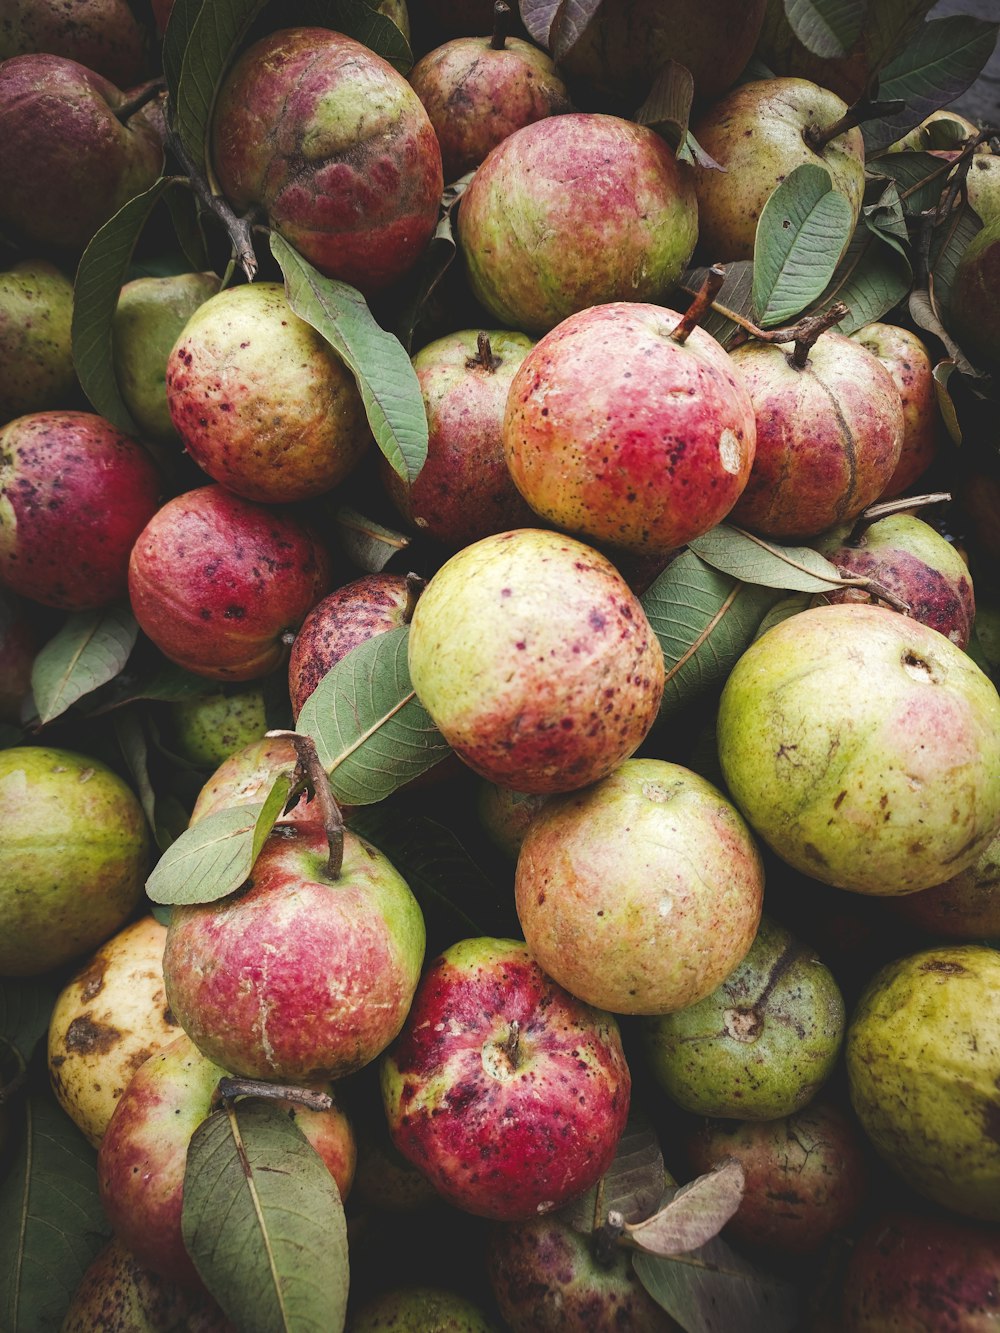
0, 746, 149, 977
380, 937, 631, 1221
409, 35, 571, 182
691, 78, 865, 263
381, 329, 537, 549
168, 682, 268, 768
0, 53, 162, 252
846, 945, 1000, 1222
728, 331, 903, 539
817, 513, 975, 649
47, 916, 181, 1149
949, 217, 1000, 370
127, 485, 331, 681
503, 302, 756, 556
717, 604, 1000, 895
406, 529, 665, 794
849, 322, 941, 497
166, 283, 370, 503
641, 916, 845, 1119
486, 1212, 678, 1331
163, 822, 425, 1082
685, 1100, 868, 1256
61, 1237, 235, 1333
0, 260, 75, 423
843, 1209, 1000, 1330
457, 114, 698, 334
188, 735, 323, 827
98, 1032, 356, 1288
0, 410, 161, 610
515, 759, 764, 1015
288, 572, 412, 720
351, 1285, 495, 1331
888, 827, 1000, 939
212, 28, 443, 294
0, 0, 146, 87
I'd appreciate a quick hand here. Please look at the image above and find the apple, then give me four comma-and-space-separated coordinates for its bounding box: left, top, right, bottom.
0, 410, 161, 610
502, 301, 757, 555
456, 113, 698, 334
380, 937, 631, 1220
727, 330, 903, 539
515, 759, 764, 1015
0, 589, 34, 724
165, 282, 371, 503
717, 603, 1000, 895
47, 915, 182, 1148
0, 53, 162, 252
211, 28, 443, 294
691, 78, 865, 263
0, 259, 75, 424
406, 528, 665, 793
380, 329, 538, 549
162, 820, 426, 1082
0, 0, 147, 88
98, 1032, 356, 1288
127, 484, 331, 681
0, 745, 149, 976
187, 735, 324, 827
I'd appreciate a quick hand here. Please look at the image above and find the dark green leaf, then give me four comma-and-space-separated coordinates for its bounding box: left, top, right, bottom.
932, 359, 962, 444
626, 1160, 745, 1257
85, 660, 219, 714
272, 232, 428, 485
395, 173, 473, 351
559, 1109, 665, 1235
783, 0, 867, 59
688, 525, 850, 592
677, 263, 755, 349
806, 215, 911, 334
31, 605, 138, 726
867, 150, 951, 217
163, 0, 205, 108
164, 186, 212, 272
0, 1087, 111, 1332
862, 0, 937, 74
549, 0, 604, 62
862, 17, 1000, 154
328, 0, 412, 71
929, 202, 981, 319
641, 552, 781, 719
753, 164, 854, 326
0, 981, 56, 1068
72, 177, 177, 434
331, 506, 412, 573
753, 594, 812, 640
296, 625, 451, 806
145, 802, 263, 905
174, 0, 271, 168
183, 1100, 349, 1333
862, 180, 909, 260
635, 61, 694, 153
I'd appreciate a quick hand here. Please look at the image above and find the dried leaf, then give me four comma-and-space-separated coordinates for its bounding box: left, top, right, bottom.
625, 1160, 745, 1257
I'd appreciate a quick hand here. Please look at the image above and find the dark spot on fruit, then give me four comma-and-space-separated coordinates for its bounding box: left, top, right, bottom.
919, 960, 968, 975
64, 1015, 120, 1054
833, 790, 847, 809
983, 1100, 1000, 1146
224, 605, 246, 619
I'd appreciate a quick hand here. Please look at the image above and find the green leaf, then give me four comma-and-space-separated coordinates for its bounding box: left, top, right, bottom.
0, 981, 56, 1068
677, 262, 755, 349
0, 1086, 111, 1332
929, 202, 981, 319
559, 1109, 665, 1235
327, 0, 412, 71
688, 525, 851, 593
635, 61, 694, 153
867, 151, 950, 217
164, 186, 212, 273
862, 0, 937, 74
31, 605, 138, 726
85, 660, 222, 714
861, 180, 909, 261
862, 17, 1000, 154
296, 625, 451, 806
626, 1160, 745, 1257
182, 1100, 349, 1333
272, 232, 428, 485
783, 0, 867, 59
806, 214, 911, 335
394, 171, 475, 351
330, 506, 411, 574
72, 177, 177, 434
145, 795, 284, 906
162, 0, 205, 108
641, 551, 782, 718
753, 164, 855, 326
174, 0, 271, 168
753, 593, 812, 640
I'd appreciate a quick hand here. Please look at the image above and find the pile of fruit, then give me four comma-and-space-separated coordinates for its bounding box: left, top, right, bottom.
2, 0, 1000, 1328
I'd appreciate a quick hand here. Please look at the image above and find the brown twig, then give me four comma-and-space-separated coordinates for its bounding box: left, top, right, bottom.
671, 265, 726, 344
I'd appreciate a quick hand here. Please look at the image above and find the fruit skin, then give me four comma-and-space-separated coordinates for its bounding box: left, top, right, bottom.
691, 78, 865, 263
949, 216, 1000, 370
47, 915, 182, 1149
457, 113, 698, 334
0, 746, 149, 976
188, 735, 323, 827
165, 283, 370, 503
0, 0, 147, 88
848, 322, 940, 498
716, 603, 1000, 895
503, 301, 756, 556
406, 528, 665, 794
380, 937, 631, 1221
163, 822, 425, 1082
641, 916, 845, 1119
967, 154, 1000, 227
0, 410, 161, 611
350, 1284, 495, 1331
127, 484, 331, 682
212, 27, 443, 294
476, 781, 548, 861
0, 53, 162, 252
888, 827, 1000, 939
167, 682, 268, 768
728, 331, 903, 540
0, 259, 75, 424
515, 759, 764, 1015
846, 944, 1000, 1222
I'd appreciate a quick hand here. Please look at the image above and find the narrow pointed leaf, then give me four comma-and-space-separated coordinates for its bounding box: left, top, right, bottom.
0, 980, 56, 1066
678, 263, 755, 349
31, 605, 138, 725
295, 625, 451, 806
272, 233, 428, 485
0, 1086, 111, 1332
635, 61, 694, 152
331, 506, 411, 573
72, 177, 176, 433
174, 0, 271, 167
145, 801, 264, 905
688, 525, 852, 592
641, 551, 782, 717
182, 1101, 349, 1333
753, 164, 854, 326
908, 285, 978, 378
625, 1160, 745, 1257
559, 1110, 665, 1235
163, 0, 205, 105
932, 359, 962, 445
783, 0, 866, 58
85, 661, 219, 714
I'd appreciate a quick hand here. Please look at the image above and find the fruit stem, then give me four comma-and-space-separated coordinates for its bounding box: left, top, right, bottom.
271, 731, 345, 878
803, 95, 905, 153
836, 576, 911, 615
213, 1077, 336, 1112
670, 265, 726, 344
403, 572, 426, 624
501, 1020, 521, 1070
593, 1211, 626, 1266
789, 305, 849, 368
858, 492, 952, 525
165, 118, 258, 282
114, 78, 166, 124
467, 331, 501, 372
491, 1, 512, 48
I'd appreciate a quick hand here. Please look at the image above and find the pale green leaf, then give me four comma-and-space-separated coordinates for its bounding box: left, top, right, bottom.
146, 801, 271, 905
753, 164, 854, 326
688, 525, 848, 592
861, 180, 909, 261
31, 606, 138, 725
